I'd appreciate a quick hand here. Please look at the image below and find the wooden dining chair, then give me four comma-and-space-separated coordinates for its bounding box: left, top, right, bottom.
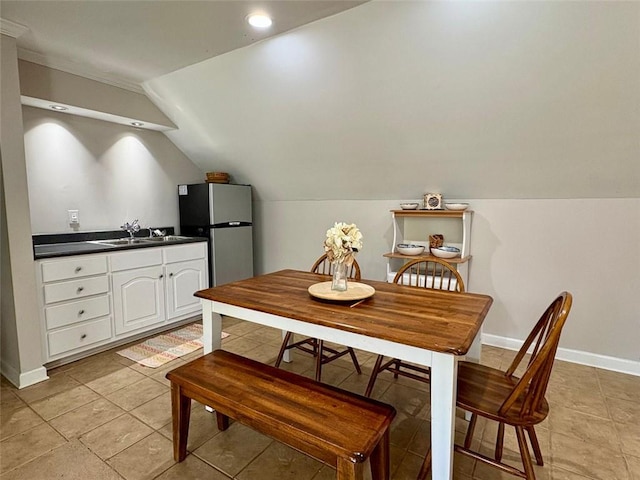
274, 254, 362, 382
418, 292, 573, 480
364, 258, 464, 397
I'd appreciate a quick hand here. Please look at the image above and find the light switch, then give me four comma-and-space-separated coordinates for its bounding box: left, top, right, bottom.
68, 210, 79, 225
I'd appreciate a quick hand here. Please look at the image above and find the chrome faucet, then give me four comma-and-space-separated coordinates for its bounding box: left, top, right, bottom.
121, 219, 141, 239
149, 228, 166, 238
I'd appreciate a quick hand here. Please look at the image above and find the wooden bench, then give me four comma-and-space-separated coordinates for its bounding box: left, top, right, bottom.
166, 349, 396, 480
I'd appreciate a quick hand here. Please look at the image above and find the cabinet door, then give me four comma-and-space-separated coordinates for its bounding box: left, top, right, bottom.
165, 259, 206, 320
113, 266, 165, 335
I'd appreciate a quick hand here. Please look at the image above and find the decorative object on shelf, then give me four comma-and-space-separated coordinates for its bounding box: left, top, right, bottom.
206, 172, 230, 183
429, 234, 444, 249
323, 222, 363, 292
423, 193, 443, 210
444, 203, 469, 211
400, 203, 419, 210
396, 244, 425, 256
431, 245, 461, 259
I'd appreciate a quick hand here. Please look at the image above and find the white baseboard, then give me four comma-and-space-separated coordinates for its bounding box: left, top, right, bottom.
482, 333, 640, 377
1, 362, 49, 389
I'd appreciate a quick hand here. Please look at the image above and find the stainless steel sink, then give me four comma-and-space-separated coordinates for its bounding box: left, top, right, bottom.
141, 236, 191, 243
90, 238, 147, 246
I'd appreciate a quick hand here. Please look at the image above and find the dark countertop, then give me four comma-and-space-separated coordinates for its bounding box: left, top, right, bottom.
33, 228, 207, 260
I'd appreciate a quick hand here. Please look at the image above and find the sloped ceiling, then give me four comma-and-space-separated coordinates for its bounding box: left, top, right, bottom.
1, 0, 366, 92
144, 1, 639, 202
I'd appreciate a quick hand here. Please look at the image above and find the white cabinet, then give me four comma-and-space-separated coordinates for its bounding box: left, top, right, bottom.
165, 260, 206, 320
385, 209, 473, 288
112, 265, 165, 335
36, 241, 208, 364
36, 254, 113, 361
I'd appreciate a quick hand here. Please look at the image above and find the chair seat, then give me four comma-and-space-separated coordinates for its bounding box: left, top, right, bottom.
457, 361, 549, 426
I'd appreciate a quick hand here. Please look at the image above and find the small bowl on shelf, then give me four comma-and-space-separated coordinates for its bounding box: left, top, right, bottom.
400, 203, 419, 210
431, 246, 461, 259
396, 244, 425, 256
444, 203, 469, 211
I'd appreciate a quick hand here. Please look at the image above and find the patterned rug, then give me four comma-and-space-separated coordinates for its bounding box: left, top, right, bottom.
116, 323, 229, 368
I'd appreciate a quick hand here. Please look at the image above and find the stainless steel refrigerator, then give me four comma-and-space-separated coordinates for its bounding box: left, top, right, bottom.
178, 183, 253, 286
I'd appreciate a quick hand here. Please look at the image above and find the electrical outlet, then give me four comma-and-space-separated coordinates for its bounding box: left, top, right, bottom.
68, 210, 79, 225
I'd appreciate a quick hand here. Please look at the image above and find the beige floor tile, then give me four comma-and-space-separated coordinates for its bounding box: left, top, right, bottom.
127, 356, 185, 376
615, 421, 640, 457
548, 405, 621, 452
388, 412, 423, 450
29, 385, 100, 421
193, 422, 273, 477
338, 368, 391, 398
627, 455, 640, 480
607, 396, 640, 425
237, 441, 322, 480
0, 390, 25, 412
0, 405, 44, 440
547, 381, 610, 418
85, 366, 147, 396
48, 398, 124, 439
107, 432, 175, 480
130, 392, 172, 430
596, 369, 640, 403
219, 335, 262, 356
158, 401, 221, 452
64, 358, 128, 385
242, 325, 285, 347
550, 431, 630, 480
241, 343, 281, 364
550, 466, 603, 479
0, 423, 66, 473
14, 373, 81, 404
79, 413, 154, 460
223, 320, 262, 337
153, 454, 230, 479
379, 383, 430, 420
0, 439, 122, 480
147, 361, 186, 387
105, 377, 169, 411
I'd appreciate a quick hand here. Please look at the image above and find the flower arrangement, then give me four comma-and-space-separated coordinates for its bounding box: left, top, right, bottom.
324, 222, 363, 266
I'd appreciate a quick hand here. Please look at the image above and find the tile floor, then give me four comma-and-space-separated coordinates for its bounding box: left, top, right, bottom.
1, 317, 639, 480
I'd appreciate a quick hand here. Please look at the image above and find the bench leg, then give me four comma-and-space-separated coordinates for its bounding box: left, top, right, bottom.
170, 384, 191, 462
216, 411, 230, 431
370, 430, 390, 480
337, 457, 364, 480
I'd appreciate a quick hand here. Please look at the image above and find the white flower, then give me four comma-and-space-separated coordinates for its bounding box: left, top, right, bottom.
323, 222, 363, 265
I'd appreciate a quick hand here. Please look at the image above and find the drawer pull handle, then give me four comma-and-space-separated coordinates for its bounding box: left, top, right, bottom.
80, 334, 87, 340
75, 266, 82, 273
78, 309, 85, 315
169, 273, 174, 277
77, 286, 84, 293
159, 274, 164, 279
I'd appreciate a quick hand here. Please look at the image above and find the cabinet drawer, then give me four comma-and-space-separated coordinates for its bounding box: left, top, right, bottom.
47, 317, 112, 357
41, 255, 107, 282
110, 248, 163, 272
45, 295, 110, 330
163, 243, 206, 264
44, 276, 109, 304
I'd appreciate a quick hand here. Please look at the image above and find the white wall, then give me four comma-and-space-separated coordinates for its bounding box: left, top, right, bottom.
145, 1, 639, 201
23, 106, 204, 234
255, 198, 640, 371
142, 1, 639, 372
1, 34, 46, 387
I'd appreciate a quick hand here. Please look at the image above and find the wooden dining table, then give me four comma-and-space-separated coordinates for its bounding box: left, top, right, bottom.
195, 269, 493, 480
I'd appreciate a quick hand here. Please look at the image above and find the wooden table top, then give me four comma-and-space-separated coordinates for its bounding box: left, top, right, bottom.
196, 269, 493, 355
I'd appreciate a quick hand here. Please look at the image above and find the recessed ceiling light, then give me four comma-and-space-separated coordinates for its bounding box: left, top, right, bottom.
247, 13, 272, 28
131, 122, 144, 127
50, 105, 68, 111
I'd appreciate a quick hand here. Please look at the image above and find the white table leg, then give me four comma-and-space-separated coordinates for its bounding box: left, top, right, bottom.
202, 300, 222, 355
430, 352, 458, 480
